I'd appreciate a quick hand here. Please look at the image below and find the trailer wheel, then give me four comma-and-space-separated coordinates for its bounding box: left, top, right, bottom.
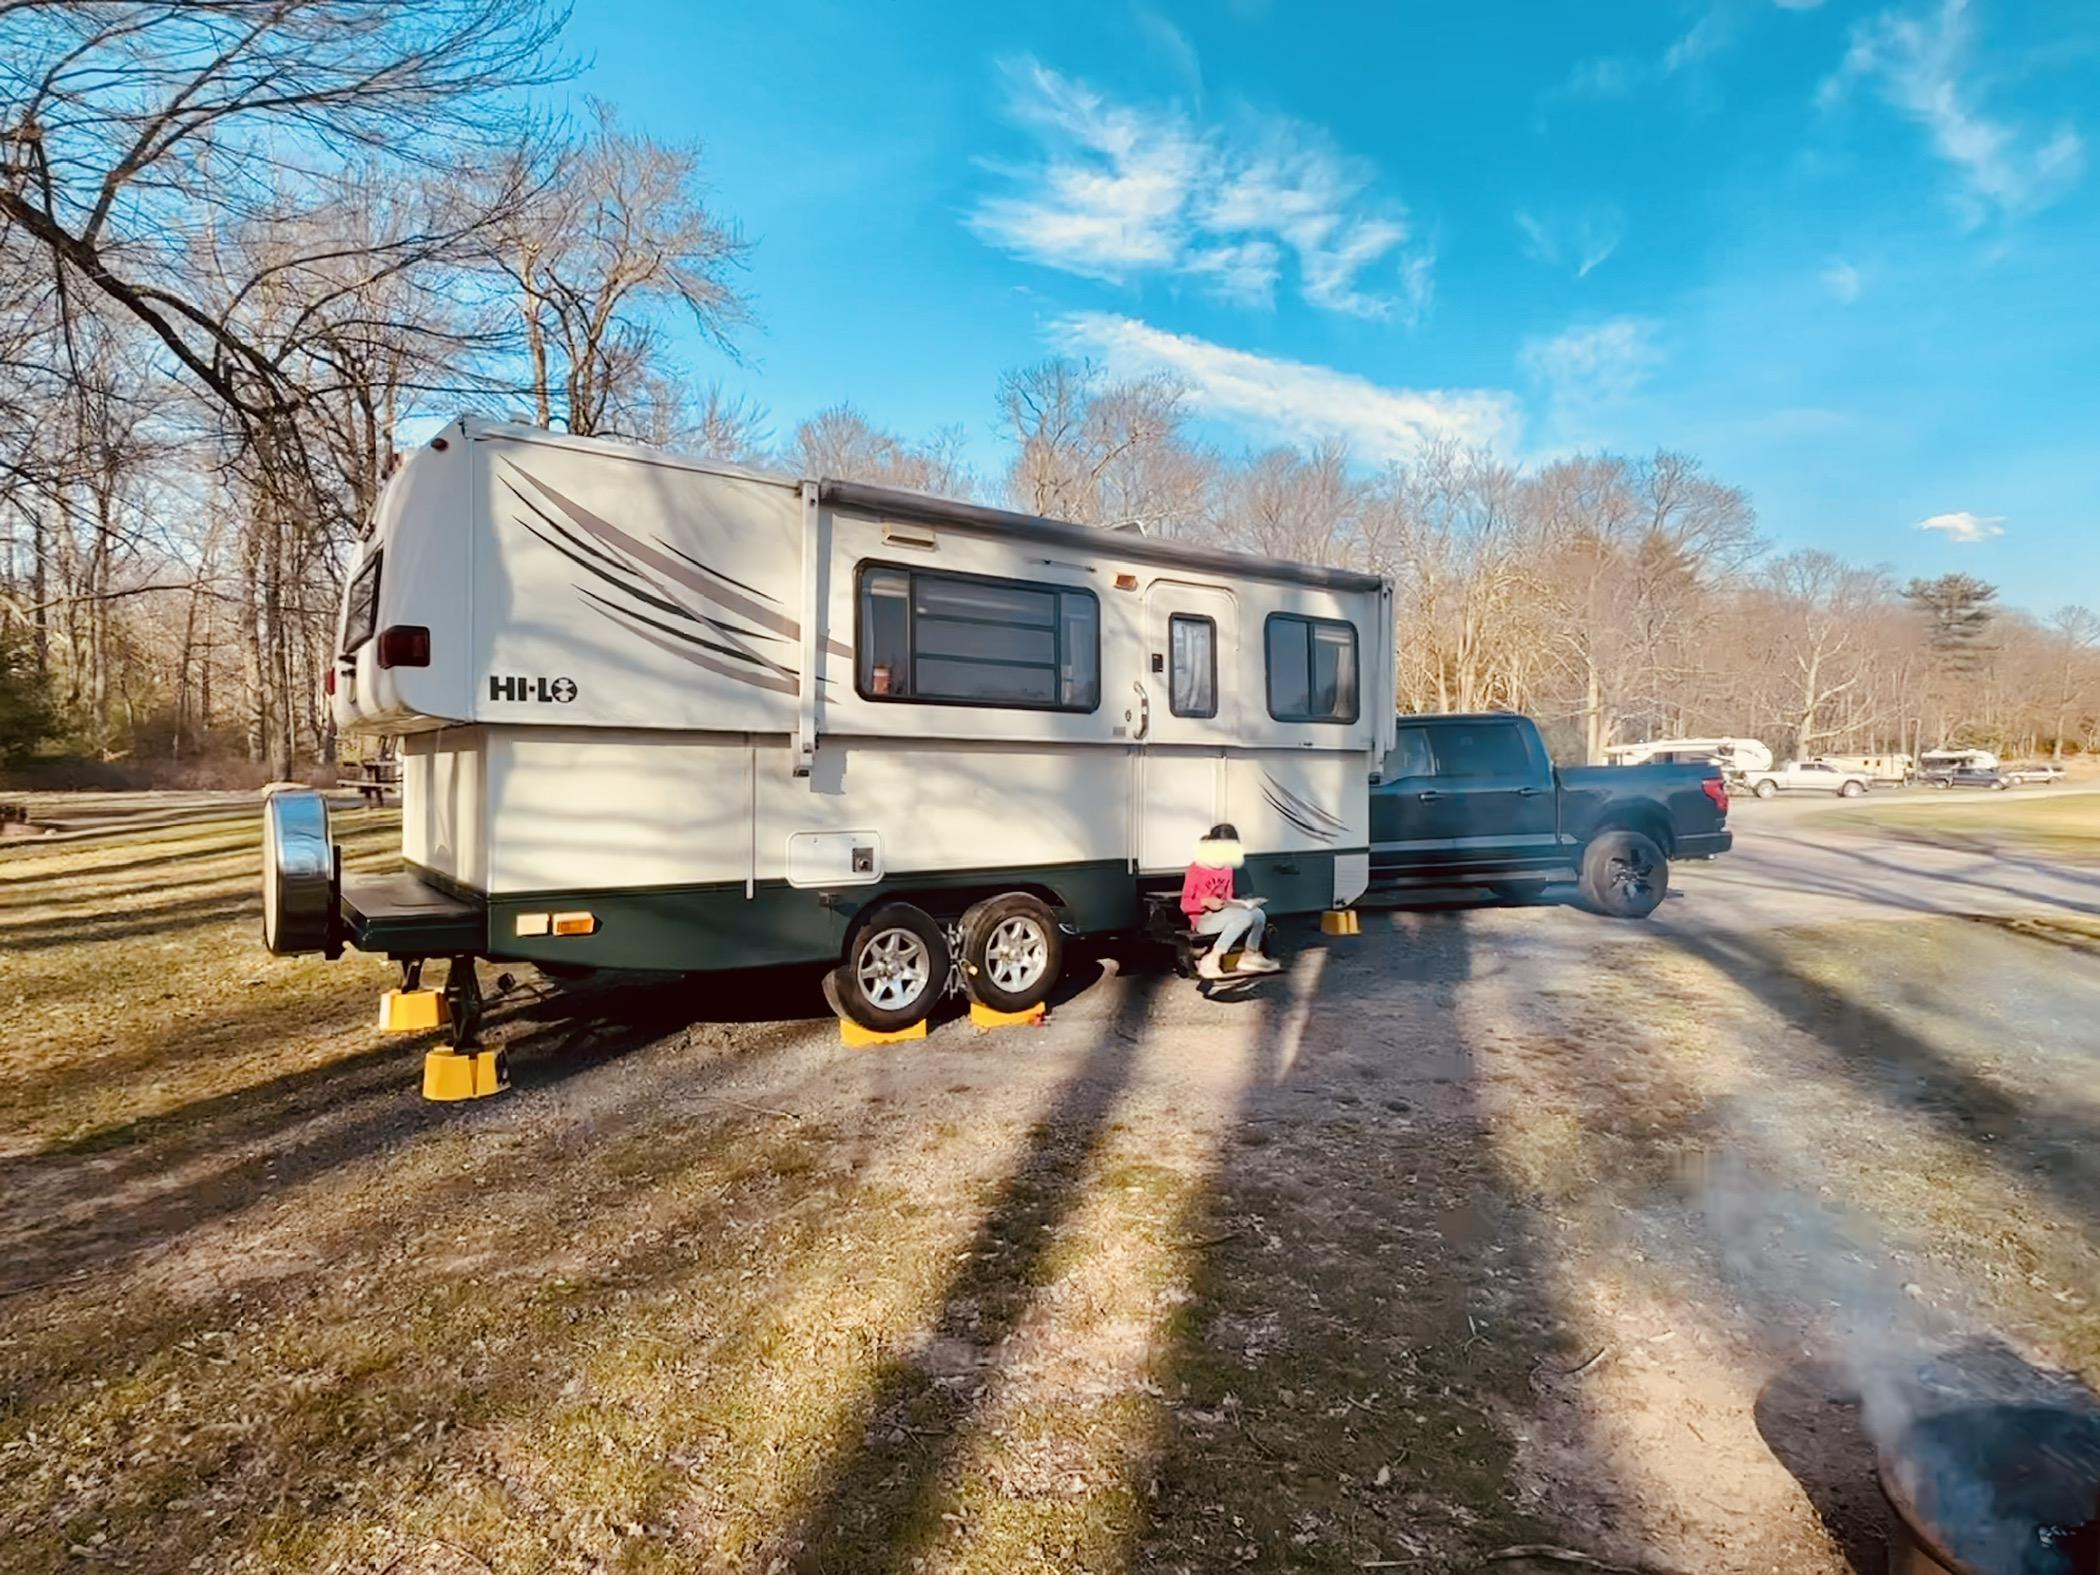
834, 902, 950, 1032
958, 894, 1063, 1015
1578, 830, 1668, 920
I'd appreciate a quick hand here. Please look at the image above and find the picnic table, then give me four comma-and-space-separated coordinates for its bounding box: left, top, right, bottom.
338, 757, 401, 805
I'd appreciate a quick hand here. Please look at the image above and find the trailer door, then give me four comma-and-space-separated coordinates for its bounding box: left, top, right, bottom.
1136, 581, 1237, 872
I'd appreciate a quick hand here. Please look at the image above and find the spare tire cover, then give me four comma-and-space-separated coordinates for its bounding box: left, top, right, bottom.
262, 789, 334, 954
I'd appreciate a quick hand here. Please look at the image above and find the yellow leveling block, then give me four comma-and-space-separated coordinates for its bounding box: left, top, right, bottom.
1321, 909, 1362, 936
839, 1017, 928, 1048
379, 987, 448, 1032
422, 1047, 509, 1101
969, 1002, 1047, 1030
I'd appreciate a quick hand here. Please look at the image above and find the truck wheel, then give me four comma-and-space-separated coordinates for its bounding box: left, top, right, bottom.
958, 893, 1063, 1014
1753, 779, 1778, 799
834, 902, 950, 1032
1579, 831, 1668, 920
1840, 780, 1865, 798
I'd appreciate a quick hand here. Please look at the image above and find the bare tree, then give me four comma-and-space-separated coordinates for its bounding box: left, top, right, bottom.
494, 101, 749, 439
2047, 606, 2099, 761
787, 404, 974, 497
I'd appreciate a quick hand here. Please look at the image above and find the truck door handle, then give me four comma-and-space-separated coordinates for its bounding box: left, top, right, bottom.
1417, 790, 1443, 801
1517, 786, 1546, 796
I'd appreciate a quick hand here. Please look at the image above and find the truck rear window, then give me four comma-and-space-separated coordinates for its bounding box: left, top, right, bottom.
342, 552, 382, 654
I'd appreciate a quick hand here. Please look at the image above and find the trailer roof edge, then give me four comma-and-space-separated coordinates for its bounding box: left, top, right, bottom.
818, 478, 1387, 594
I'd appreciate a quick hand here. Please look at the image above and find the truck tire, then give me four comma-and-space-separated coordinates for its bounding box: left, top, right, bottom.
958, 893, 1063, 1015
1753, 779, 1778, 799
1579, 830, 1668, 920
833, 902, 950, 1032
1840, 779, 1865, 798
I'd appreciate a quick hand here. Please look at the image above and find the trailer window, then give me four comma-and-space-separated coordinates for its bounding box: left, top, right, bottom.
1264, 613, 1358, 724
1168, 614, 1216, 718
342, 552, 383, 654
856, 564, 1100, 712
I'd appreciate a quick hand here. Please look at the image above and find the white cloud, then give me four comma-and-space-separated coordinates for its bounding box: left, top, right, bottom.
1822, 0, 2086, 226
973, 61, 1432, 320
1053, 311, 1521, 460
1519, 317, 1664, 405
1822, 259, 1863, 302
1917, 510, 2005, 542
1514, 205, 1624, 277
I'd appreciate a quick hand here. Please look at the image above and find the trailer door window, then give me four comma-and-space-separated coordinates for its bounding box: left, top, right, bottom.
342, 551, 383, 654
1264, 613, 1358, 723
1168, 614, 1216, 718
857, 564, 1100, 712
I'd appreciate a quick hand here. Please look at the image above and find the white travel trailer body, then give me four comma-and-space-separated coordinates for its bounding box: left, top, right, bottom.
1604, 737, 1773, 777
1919, 748, 2000, 773
276, 417, 1394, 1023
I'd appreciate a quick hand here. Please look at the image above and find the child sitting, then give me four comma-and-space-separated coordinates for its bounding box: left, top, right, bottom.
1179, 822, 1280, 979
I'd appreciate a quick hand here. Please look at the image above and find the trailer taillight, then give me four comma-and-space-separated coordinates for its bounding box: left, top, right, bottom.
376, 626, 430, 669
1702, 777, 1729, 816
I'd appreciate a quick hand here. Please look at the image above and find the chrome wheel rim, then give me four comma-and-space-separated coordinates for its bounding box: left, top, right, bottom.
857, 927, 930, 1010
984, 915, 1049, 993
1609, 849, 1655, 902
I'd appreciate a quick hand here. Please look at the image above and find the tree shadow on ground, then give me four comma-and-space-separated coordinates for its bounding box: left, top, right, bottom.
779, 968, 1165, 1572
1127, 913, 1635, 1572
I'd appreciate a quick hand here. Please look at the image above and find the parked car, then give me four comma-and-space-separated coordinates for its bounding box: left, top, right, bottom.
2003, 763, 2066, 785
1920, 765, 2010, 791
1368, 712, 1732, 919
1742, 760, 1873, 799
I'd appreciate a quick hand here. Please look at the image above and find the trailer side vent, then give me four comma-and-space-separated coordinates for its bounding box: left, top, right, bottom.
882, 525, 938, 551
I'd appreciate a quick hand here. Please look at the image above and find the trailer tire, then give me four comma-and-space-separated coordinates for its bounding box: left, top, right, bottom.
262, 788, 337, 955
958, 893, 1063, 1015
834, 902, 950, 1032
1578, 830, 1668, 920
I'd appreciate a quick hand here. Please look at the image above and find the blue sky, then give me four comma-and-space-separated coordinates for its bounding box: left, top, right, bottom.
560, 0, 2098, 613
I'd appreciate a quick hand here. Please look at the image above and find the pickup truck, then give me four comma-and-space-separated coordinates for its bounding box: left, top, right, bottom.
1742, 760, 1871, 798
1368, 712, 1732, 919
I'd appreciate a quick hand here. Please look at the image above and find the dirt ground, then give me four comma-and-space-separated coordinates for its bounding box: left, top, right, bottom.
2, 792, 2098, 1574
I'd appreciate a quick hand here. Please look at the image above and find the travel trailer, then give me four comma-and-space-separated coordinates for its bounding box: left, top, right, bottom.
1814, 752, 1914, 784
1603, 736, 1773, 778
262, 417, 1396, 1033
1918, 747, 2000, 774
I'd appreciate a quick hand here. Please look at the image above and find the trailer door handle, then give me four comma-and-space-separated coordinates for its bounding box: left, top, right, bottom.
1131, 681, 1150, 741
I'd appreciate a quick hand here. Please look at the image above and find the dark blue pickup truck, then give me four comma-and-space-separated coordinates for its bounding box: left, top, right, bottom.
1369, 712, 1732, 918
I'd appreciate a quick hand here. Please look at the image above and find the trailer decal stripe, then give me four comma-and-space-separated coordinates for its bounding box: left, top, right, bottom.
653, 537, 779, 604
585, 602, 802, 697
1261, 785, 1340, 843
1261, 771, 1347, 832
512, 464, 806, 642
523, 519, 799, 679
575, 587, 797, 680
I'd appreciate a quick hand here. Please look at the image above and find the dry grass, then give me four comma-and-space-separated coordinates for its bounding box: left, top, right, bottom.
4, 810, 2099, 1573
1843, 788, 2100, 862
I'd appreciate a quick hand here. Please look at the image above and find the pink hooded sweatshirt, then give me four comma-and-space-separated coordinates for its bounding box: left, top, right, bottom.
1179, 834, 1243, 920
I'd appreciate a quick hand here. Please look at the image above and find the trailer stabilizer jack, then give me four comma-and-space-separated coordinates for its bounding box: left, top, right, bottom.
379, 988, 448, 1032
1321, 910, 1362, 936
423, 1047, 509, 1101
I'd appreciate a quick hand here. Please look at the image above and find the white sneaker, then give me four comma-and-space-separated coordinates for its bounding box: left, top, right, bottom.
1236, 950, 1282, 974
1197, 950, 1225, 979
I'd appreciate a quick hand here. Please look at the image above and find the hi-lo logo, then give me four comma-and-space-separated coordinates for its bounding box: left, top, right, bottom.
489, 675, 578, 703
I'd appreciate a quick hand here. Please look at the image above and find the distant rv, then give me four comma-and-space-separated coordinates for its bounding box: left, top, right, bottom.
1605, 737, 1773, 777
1918, 747, 2000, 774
